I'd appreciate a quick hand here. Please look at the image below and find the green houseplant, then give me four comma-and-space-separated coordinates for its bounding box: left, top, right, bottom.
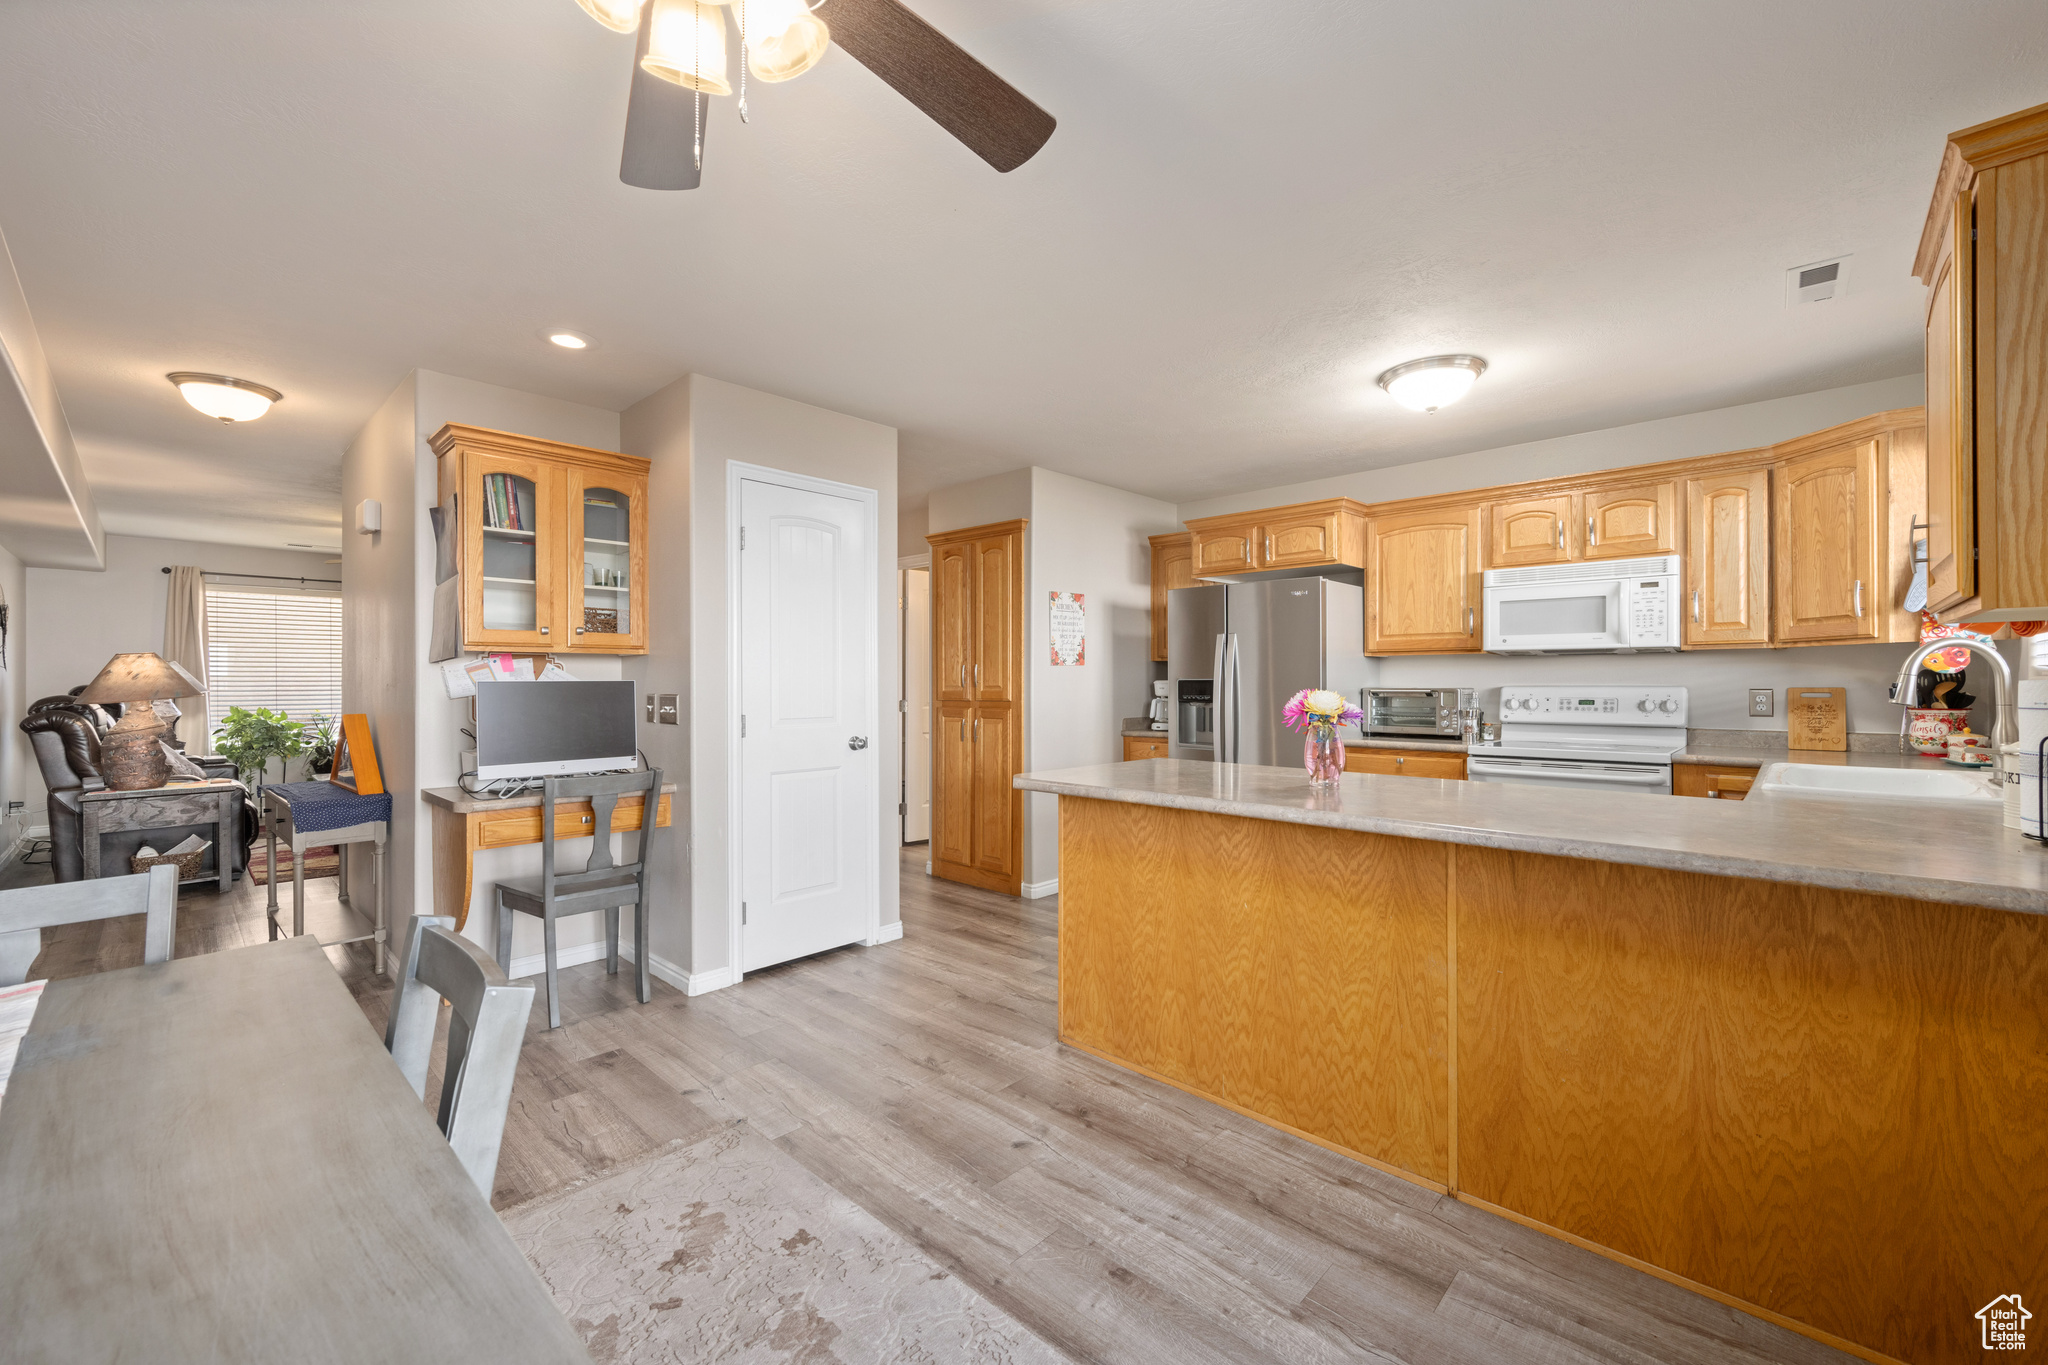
213, 706, 307, 797
304, 713, 337, 775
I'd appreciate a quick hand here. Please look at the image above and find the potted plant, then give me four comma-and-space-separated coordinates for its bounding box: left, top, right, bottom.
213, 706, 307, 799
304, 713, 337, 775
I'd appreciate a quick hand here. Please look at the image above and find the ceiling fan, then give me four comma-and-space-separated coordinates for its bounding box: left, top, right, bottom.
573, 0, 1056, 190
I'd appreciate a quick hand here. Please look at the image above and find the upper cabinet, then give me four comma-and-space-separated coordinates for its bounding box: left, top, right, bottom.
1488, 492, 1577, 567
431, 424, 652, 655
1683, 467, 1771, 647
1148, 533, 1196, 661
1583, 480, 1678, 560
1184, 499, 1368, 579
1915, 100, 2048, 623
1367, 505, 1483, 654
1770, 417, 1923, 646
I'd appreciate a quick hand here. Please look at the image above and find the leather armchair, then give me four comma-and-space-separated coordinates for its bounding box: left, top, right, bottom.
20, 701, 255, 884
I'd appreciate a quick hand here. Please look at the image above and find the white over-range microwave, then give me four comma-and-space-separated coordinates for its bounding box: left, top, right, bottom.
1482, 555, 1682, 654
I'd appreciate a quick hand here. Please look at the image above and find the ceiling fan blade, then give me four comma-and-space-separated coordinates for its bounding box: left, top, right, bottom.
824, 0, 1055, 173
620, 1, 708, 190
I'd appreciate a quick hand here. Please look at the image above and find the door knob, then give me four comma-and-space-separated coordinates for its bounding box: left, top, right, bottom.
848, 736, 869, 750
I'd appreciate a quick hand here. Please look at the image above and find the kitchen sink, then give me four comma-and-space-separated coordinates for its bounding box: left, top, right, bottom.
1753, 762, 2003, 807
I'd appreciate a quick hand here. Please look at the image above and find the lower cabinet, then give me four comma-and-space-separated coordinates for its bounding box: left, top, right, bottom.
1344, 747, 1468, 780
934, 702, 1021, 893
1673, 763, 1755, 800
1123, 735, 1168, 761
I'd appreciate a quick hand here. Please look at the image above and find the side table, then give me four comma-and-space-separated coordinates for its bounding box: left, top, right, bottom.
262, 782, 393, 976
80, 782, 242, 895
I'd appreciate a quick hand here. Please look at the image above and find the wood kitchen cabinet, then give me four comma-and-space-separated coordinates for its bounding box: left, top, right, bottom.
1343, 747, 1467, 780
1674, 764, 1754, 800
1123, 735, 1168, 761
1771, 417, 1922, 645
1914, 100, 2048, 623
1184, 499, 1368, 579
1367, 505, 1484, 654
926, 519, 1026, 895
430, 424, 652, 655
1148, 532, 1195, 661
1583, 480, 1678, 560
1487, 492, 1576, 567
1683, 466, 1772, 647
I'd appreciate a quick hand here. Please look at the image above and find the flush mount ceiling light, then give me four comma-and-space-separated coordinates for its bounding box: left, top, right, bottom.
574, 0, 1054, 190
166, 372, 283, 423
1376, 355, 1487, 413
547, 330, 594, 349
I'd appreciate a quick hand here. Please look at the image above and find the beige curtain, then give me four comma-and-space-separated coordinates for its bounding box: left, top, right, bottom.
163, 566, 210, 753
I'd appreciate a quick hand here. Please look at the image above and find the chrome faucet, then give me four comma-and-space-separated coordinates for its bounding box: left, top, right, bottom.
1891, 638, 2017, 749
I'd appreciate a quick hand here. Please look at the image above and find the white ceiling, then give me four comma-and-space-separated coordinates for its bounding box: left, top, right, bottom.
0, 0, 2043, 548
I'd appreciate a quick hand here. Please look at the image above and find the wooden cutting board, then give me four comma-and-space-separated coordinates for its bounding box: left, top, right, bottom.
1787, 687, 1848, 751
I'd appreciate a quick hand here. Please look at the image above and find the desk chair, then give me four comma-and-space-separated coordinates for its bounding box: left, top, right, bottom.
491, 770, 661, 1029
0, 864, 177, 985
384, 914, 536, 1198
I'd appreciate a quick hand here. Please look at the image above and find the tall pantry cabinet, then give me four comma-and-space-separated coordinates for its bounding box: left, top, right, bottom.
927, 520, 1026, 896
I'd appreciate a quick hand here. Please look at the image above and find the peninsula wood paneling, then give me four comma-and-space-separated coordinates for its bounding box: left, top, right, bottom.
1455, 846, 2048, 1365
1058, 796, 1451, 1186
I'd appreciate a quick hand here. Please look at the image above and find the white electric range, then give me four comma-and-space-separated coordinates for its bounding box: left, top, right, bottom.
1465, 685, 1689, 796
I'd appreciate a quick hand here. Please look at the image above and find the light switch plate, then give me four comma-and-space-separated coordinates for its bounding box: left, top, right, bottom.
658, 693, 679, 725
644, 693, 657, 723
1749, 688, 1774, 717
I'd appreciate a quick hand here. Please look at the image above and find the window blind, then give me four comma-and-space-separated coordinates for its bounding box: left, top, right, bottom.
204, 586, 345, 735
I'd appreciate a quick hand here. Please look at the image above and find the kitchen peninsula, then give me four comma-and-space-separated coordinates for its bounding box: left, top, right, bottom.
1019, 759, 2047, 1365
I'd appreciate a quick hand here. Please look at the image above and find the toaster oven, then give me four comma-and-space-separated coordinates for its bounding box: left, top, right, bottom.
1364, 688, 1472, 739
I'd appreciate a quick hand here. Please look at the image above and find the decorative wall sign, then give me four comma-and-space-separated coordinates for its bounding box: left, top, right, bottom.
1049, 591, 1086, 666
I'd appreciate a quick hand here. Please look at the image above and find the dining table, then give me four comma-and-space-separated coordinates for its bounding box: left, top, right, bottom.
0, 934, 592, 1363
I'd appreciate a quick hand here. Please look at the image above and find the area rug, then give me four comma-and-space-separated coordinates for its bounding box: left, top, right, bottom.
245, 844, 339, 886
504, 1126, 1066, 1365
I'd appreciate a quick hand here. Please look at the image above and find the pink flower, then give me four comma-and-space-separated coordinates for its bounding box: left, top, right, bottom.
1282, 688, 1363, 731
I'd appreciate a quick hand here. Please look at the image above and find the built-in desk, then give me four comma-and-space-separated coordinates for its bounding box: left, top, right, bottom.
421, 784, 676, 932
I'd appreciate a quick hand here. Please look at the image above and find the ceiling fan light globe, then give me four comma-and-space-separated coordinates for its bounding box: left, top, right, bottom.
748, 13, 829, 81
166, 372, 281, 423
573, 0, 645, 33
642, 0, 733, 96
1376, 355, 1486, 413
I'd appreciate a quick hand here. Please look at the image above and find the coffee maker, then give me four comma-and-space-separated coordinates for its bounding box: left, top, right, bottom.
1147, 679, 1169, 730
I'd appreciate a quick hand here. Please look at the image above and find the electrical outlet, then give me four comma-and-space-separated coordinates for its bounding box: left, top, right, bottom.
657, 694, 679, 725
1749, 688, 1774, 717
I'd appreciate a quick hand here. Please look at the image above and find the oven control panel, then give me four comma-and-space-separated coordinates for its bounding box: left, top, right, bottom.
1498, 686, 1688, 725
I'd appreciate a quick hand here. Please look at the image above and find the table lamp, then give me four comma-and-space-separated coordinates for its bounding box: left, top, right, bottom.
77, 653, 204, 791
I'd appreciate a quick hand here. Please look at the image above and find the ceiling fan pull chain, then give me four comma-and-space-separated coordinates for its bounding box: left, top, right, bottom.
737, 0, 750, 124
691, 0, 703, 169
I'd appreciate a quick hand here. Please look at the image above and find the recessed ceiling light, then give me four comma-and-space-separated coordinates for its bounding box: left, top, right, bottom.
548, 331, 593, 350
166, 372, 282, 423
1376, 355, 1487, 413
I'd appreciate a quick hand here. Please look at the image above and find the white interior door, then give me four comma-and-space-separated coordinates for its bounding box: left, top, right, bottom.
739, 477, 876, 972
901, 567, 931, 843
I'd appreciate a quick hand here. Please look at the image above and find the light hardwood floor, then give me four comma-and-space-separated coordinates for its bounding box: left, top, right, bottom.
25, 846, 1853, 1365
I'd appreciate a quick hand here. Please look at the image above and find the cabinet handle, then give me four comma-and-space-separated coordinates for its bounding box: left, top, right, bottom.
1465, 607, 1474, 635
1692, 588, 1700, 623
1395, 756, 1405, 767
1587, 515, 1596, 548
1555, 521, 1563, 549
1265, 534, 1273, 562
539, 626, 549, 635
974, 663, 981, 688
1853, 580, 1863, 617
959, 664, 966, 688
575, 627, 586, 635
974, 717, 981, 741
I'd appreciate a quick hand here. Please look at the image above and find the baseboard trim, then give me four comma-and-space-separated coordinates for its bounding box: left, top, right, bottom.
866, 920, 904, 945
1021, 878, 1058, 900
508, 940, 726, 997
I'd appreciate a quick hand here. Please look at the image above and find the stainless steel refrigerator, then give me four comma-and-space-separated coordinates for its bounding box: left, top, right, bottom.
1166, 577, 1371, 764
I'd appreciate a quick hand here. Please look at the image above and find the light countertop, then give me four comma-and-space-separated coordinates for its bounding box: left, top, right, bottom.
1016, 759, 2047, 917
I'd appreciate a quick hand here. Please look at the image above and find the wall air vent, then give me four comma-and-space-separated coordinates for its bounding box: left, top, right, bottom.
1787, 255, 1851, 305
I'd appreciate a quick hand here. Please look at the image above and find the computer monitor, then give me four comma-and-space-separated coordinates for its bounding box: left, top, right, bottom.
474, 680, 638, 780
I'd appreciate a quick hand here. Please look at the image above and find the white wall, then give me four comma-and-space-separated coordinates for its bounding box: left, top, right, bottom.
622, 373, 898, 987
0, 541, 28, 852
1023, 469, 1175, 890
1177, 375, 1927, 521
927, 469, 1031, 537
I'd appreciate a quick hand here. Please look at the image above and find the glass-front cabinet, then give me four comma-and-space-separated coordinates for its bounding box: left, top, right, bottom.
431, 424, 653, 656
567, 470, 649, 653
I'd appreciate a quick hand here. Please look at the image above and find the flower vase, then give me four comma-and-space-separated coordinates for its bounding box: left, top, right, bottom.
1304, 726, 1345, 786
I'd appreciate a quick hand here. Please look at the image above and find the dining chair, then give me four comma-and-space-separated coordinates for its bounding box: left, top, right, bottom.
383, 914, 537, 1199
491, 769, 662, 1029
0, 864, 177, 985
